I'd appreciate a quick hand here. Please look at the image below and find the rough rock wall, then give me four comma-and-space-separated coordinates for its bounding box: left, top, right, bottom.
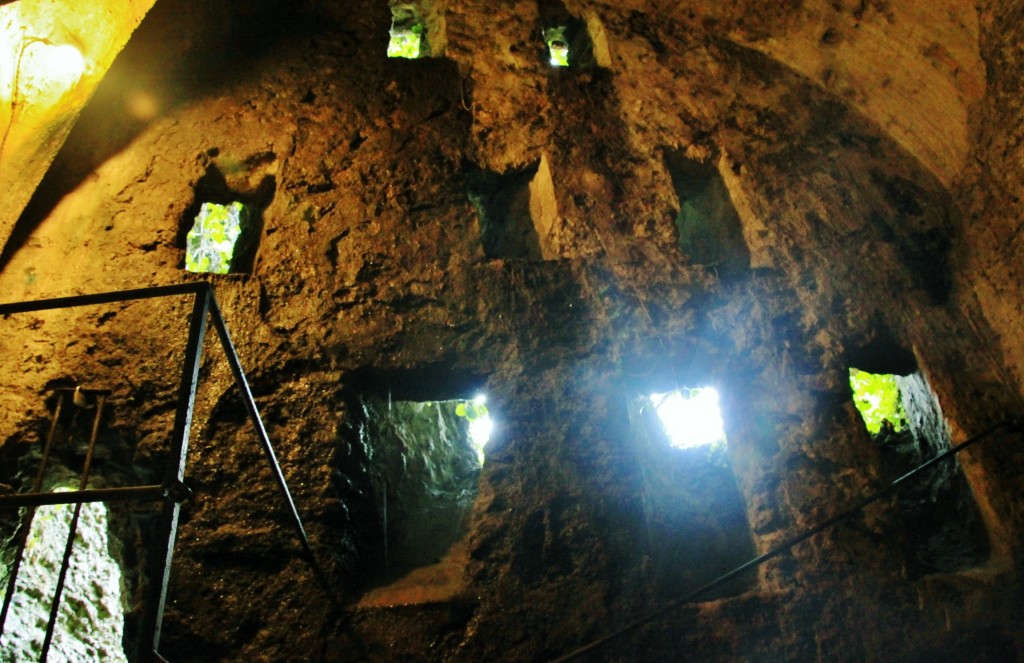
955, 0, 1024, 405
947, 0, 1024, 576
0, 0, 1023, 661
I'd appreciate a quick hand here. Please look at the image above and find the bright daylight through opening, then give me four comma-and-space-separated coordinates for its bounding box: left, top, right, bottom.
0, 489, 127, 663
185, 201, 247, 274
387, 26, 422, 58
649, 387, 726, 449
456, 394, 492, 464
848, 368, 905, 435
543, 26, 569, 67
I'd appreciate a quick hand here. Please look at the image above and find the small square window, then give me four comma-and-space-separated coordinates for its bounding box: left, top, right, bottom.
648, 387, 726, 449
537, 7, 598, 70
387, 25, 423, 59
185, 201, 248, 274
387, 3, 440, 60
543, 26, 570, 67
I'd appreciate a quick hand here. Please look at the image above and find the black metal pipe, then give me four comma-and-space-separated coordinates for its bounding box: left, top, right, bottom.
0, 392, 64, 639
207, 297, 324, 577
382, 479, 389, 582
32, 395, 64, 491
41, 395, 106, 662
0, 282, 207, 316
140, 286, 210, 659
549, 420, 1019, 663
0, 485, 167, 508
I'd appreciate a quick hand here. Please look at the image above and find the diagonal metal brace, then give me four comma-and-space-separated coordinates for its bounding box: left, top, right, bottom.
207, 296, 328, 582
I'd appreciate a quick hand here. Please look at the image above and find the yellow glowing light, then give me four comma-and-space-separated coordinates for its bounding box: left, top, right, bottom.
126, 89, 159, 120
0, 0, 156, 247
18, 40, 86, 106
0, 5, 88, 110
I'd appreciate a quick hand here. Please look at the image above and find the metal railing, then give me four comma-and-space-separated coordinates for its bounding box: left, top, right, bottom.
550, 419, 1020, 662
0, 282, 324, 662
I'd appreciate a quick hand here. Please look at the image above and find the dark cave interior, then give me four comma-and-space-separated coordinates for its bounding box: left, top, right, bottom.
1, 0, 1024, 661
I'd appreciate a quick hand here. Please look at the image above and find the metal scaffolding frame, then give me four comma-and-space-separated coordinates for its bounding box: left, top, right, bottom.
0, 282, 323, 662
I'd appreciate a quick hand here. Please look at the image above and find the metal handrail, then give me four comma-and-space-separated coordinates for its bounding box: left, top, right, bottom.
0, 282, 325, 662
550, 420, 1020, 663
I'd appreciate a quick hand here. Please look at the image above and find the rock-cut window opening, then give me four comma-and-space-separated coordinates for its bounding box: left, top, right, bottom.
847, 366, 990, 576
0, 488, 127, 663
387, 21, 424, 58
849, 368, 905, 434
537, 5, 598, 70
647, 386, 726, 449
543, 26, 570, 67
631, 385, 755, 598
387, 4, 432, 59
465, 159, 553, 261
662, 149, 751, 277
184, 201, 248, 274
363, 394, 493, 578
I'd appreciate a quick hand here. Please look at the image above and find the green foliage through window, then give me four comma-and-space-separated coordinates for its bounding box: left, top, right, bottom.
0, 489, 127, 662
544, 26, 569, 67
387, 24, 423, 59
849, 368, 905, 434
185, 201, 247, 274
387, 3, 425, 60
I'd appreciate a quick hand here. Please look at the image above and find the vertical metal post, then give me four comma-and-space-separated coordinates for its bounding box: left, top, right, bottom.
0, 393, 65, 639
0, 282, 335, 661
382, 479, 389, 581
40, 395, 106, 662
139, 285, 210, 660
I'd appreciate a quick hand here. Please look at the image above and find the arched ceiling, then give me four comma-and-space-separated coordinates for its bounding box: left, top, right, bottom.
586, 0, 984, 187
0, 0, 987, 260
